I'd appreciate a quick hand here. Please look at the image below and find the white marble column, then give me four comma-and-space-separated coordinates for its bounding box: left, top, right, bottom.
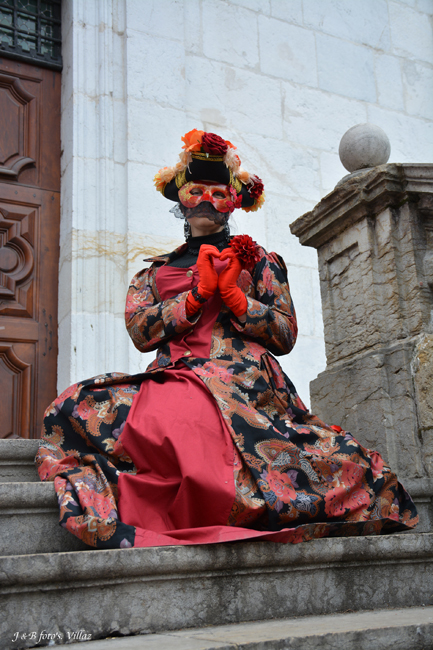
58, 0, 131, 390
58, 0, 190, 392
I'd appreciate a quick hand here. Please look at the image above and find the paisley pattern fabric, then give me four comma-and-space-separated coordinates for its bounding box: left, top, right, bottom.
37, 375, 141, 548
36, 242, 418, 549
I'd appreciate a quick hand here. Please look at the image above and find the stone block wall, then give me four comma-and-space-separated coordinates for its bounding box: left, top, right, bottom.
58, 0, 433, 407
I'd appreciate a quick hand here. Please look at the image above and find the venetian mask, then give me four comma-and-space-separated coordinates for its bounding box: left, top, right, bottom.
178, 181, 232, 214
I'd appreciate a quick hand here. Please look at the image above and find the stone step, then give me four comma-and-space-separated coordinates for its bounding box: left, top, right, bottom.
1, 477, 433, 557
0, 439, 39, 483
1, 533, 433, 649
404, 477, 433, 533
0, 482, 87, 555
41, 606, 433, 650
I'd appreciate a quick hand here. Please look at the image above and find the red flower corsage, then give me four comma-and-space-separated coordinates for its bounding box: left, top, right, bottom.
229, 234, 261, 269
248, 175, 264, 200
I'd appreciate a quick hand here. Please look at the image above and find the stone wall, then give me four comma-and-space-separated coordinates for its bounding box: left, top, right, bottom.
291, 163, 433, 481
59, 0, 433, 406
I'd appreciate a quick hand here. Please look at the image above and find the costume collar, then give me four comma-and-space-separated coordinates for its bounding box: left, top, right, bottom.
143, 230, 229, 264
143, 243, 187, 264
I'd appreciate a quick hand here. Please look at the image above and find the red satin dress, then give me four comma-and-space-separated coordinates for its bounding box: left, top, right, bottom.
118, 260, 239, 546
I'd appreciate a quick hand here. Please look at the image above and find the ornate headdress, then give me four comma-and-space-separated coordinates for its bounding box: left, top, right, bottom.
154, 129, 265, 212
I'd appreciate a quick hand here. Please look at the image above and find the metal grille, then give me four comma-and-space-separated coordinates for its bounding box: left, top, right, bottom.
0, 0, 61, 70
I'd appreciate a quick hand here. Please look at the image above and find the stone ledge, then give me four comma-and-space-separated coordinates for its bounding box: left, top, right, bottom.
0, 483, 87, 556
313, 336, 421, 374
0, 439, 40, 483
0, 482, 57, 510
61, 607, 433, 650
404, 478, 433, 498
2, 533, 433, 591
1, 535, 432, 649
0, 439, 40, 459
290, 163, 433, 248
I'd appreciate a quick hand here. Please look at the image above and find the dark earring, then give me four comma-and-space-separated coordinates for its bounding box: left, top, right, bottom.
184, 220, 191, 240
224, 221, 230, 239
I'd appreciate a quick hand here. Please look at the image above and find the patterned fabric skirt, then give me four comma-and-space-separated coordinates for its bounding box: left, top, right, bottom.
36, 366, 418, 549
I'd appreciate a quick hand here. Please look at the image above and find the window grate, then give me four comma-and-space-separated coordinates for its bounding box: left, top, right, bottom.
0, 0, 62, 70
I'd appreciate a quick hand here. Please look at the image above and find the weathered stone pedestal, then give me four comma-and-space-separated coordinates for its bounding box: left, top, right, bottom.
291, 164, 433, 490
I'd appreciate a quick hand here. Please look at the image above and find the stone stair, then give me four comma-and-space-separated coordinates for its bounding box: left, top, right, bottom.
46, 607, 433, 650
1, 439, 433, 650
0, 439, 40, 483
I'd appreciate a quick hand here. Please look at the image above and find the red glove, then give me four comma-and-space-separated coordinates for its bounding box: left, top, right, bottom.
185, 245, 219, 316
218, 249, 248, 318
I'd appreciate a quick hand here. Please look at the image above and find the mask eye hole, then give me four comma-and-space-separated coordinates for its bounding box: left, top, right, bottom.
212, 191, 226, 199
190, 188, 203, 196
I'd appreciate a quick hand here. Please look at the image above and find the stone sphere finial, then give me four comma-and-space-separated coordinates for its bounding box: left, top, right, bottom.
339, 123, 391, 173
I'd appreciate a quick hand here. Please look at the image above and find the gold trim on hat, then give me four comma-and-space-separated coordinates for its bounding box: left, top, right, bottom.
174, 159, 243, 193
191, 152, 225, 162
230, 170, 242, 193
175, 169, 187, 189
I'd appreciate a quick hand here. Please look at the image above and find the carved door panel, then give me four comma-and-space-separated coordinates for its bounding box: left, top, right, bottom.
0, 57, 60, 438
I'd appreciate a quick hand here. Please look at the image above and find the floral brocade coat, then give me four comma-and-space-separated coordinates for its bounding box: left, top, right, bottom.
36, 242, 418, 549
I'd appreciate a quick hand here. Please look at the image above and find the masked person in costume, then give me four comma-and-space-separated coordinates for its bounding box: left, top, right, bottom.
36, 129, 418, 549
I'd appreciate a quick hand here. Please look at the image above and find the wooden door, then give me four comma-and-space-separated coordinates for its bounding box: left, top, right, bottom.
0, 57, 60, 438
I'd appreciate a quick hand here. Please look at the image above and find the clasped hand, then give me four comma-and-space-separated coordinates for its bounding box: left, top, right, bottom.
185, 245, 247, 318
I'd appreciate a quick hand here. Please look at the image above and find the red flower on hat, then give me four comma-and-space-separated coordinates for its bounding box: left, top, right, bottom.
248, 175, 264, 200
202, 132, 229, 156
226, 186, 243, 213
229, 234, 261, 269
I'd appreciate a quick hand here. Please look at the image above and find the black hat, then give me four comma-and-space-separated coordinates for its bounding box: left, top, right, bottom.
154, 130, 265, 213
